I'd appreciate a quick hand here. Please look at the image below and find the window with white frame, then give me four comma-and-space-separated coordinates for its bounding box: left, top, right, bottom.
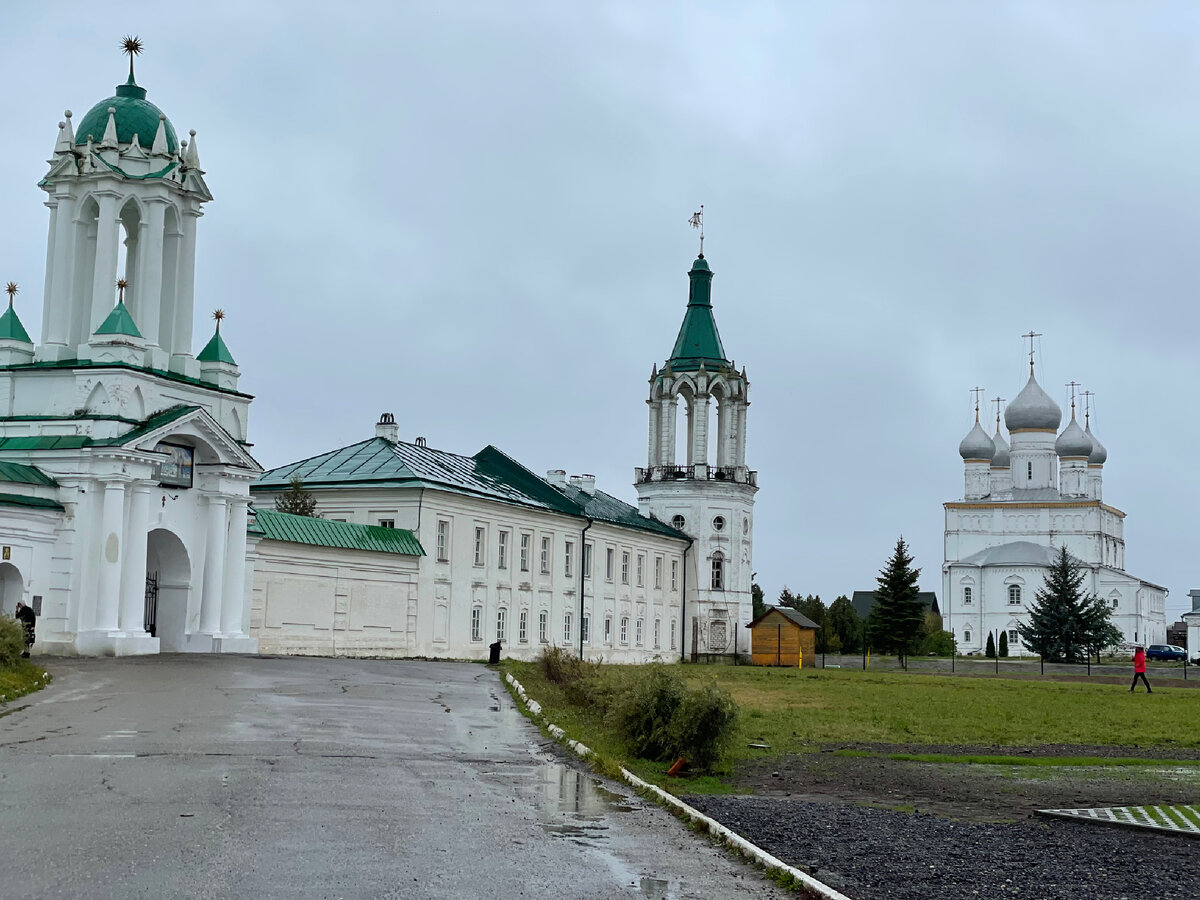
1008, 585, 1022, 606
496, 608, 507, 642
671, 514, 685, 530
670, 619, 677, 650
604, 616, 612, 643
498, 531, 509, 569
712, 515, 725, 532
711, 552, 725, 590
636, 617, 644, 646
518, 610, 528, 643
620, 616, 629, 644
583, 543, 593, 578
581, 614, 590, 644
671, 559, 678, 591
378, 518, 395, 529
963, 586, 972, 605
540, 536, 551, 575
621, 551, 630, 585
1111, 597, 1119, 609
964, 629, 972, 643
520, 534, 531, 572
538, 610, 548, 643
564, 541, 574, 579
636, 554, 644, 587
436, 520, 450, 562
474, 527, 486, 566
563, 612, 573, 643
653, 618, 661, 649
654, 557, 662, 590
471, 606, 482, 642
606, 548, 614, 581
1008, 629, 1018, 645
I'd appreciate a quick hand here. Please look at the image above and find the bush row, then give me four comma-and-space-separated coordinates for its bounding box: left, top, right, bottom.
538, 647, 738, 772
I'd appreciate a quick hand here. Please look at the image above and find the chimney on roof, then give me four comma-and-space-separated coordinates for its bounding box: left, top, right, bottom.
569, 474, 596, 495
545, 469, 567, 487
376, 412, 398, 442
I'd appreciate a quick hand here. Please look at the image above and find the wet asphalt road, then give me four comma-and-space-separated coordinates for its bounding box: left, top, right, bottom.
0, 656, 784, 900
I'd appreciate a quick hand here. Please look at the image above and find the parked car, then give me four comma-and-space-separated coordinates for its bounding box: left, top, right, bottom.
1145, 644, 1188, 662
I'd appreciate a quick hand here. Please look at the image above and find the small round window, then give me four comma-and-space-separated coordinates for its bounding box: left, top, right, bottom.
712, 516, 726, 532
671, 515, 686, 530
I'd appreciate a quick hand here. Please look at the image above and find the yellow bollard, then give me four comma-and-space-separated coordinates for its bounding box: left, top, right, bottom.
798, 647, 803, 670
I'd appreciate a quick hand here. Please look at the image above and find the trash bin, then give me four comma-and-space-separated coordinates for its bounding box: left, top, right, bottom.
489, 641, 502, 664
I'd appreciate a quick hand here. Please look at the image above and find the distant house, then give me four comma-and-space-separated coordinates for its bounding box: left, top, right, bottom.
746, 606, 819, 667
851, 591, 940, 620
1167, 620, 1187, 648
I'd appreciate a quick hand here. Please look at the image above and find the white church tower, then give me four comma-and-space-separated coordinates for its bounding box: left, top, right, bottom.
0, 41, 260, 655
635, 243, 757, 659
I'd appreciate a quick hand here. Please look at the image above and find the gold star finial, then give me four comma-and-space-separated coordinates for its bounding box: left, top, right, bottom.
213, 308, 226, 332
121, 35, 144, 79
116, 277, 128, 304
4, 282, 17, 309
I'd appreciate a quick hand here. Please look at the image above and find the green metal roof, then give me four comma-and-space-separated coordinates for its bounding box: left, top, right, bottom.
666, 255, 730, 372
75, 76, 179, 154
94, 300, 143, 338
254, 438, 687, 541
0, 494, 64, 511
0, 307, 32, 344
197, 329, 237, 365
0, 405, 196, 451
0, 462, 57, 486
249, 509, 424, 556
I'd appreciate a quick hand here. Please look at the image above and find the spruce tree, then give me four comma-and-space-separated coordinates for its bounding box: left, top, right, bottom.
1018, 546, 1119, 662
751, 582, 767, 621
798, 594, 830, 652
985, 632, 996, 659
998, 630, 1009, 657
828, 595, 862, 654
275, 476, 320, 518
866, 537, 924, 658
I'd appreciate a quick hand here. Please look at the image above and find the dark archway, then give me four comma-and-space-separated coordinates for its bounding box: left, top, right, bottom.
0, 562, 23, 616
146, 529, 191, 651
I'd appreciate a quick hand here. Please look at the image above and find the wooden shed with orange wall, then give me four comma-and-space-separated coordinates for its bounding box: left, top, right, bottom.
746, 607, 820, 667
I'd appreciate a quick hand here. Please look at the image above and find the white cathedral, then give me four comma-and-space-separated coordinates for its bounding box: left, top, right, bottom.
0, 48, 757, 662
943, 355, 1166, 656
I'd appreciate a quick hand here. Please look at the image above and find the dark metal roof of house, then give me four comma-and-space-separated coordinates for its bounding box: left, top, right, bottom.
851, 591, 940, 619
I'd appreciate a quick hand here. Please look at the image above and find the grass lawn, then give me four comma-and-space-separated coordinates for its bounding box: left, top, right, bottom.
0, 660, 51, 706
502, 660, 1200, 788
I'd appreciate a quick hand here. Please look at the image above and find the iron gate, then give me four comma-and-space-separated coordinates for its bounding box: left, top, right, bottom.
144, 572, 158, 637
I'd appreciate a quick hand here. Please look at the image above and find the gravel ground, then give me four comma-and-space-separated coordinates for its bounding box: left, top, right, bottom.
685, 795, 1200, 900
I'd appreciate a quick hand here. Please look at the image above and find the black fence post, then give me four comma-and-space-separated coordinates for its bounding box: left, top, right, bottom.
995, 650, 999, 675
1040, 655, 1044, 675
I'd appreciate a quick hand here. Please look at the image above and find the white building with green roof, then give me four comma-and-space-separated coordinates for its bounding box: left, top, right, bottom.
0, 51, 260, 655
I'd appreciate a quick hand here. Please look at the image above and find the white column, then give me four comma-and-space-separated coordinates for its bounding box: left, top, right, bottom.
171, 209, 199, 363
646, 399, 659, 469
662, 398, 677, 467
118, 484, 152, 634
692, 393, 710, 466
136, 201, 167, 350
45, 192, 76, 351
735, 399, 749, 467
715, 399, 728, 467
40, 199, 58, 346
199, 495, 228, 634
94, 481, 127, 632
220, 499, 249, 636
90, 193, 121, 334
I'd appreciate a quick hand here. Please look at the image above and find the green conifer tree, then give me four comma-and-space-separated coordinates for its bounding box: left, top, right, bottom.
1018, 546, 1120, 662
985, 632, 996, 659
751, 581, 767, 621
275, 476, 320, 518
998, 630, 1009, 657
866, 537, 924, 658
828, 595, 862, 654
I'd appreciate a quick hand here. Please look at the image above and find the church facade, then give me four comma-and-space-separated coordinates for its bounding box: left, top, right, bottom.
943, 355, 1166, 656
0, 59, 259, 654
248, 253, 757, 662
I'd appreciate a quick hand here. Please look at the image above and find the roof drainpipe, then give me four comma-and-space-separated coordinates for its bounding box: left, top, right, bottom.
681, 536, 693, 663
579, 518, 593, 660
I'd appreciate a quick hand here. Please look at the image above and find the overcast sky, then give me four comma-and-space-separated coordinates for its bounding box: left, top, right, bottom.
3, 2, 1198, 621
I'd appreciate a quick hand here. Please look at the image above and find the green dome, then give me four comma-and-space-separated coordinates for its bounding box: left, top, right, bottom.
74, 78, 178, 154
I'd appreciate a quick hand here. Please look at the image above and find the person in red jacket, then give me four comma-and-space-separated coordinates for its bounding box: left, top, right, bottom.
1130, 645, 1152, 693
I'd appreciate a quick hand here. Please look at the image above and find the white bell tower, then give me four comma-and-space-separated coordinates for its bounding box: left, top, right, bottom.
635, 244, 757, 660
38, 40, 212, 375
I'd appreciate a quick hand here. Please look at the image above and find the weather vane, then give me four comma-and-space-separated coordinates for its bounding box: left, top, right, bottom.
5, 282, 17, 310
970, 386, 984, 422
212, 308, 226, 332
1065, 380, 1080, 414
116, 277, 128, 304
121, 35, 144, 79
689, 204, 704, 256
992, 396, 1006, 429
1021, 331, 1042, 372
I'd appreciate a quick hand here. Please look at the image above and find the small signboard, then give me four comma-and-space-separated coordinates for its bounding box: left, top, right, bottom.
154, 443, 195, 488
31, 595, 42, 616
1, 546, 9, 560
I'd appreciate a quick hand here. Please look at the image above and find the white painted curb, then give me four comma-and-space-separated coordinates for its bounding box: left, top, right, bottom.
503, 672, 852, 900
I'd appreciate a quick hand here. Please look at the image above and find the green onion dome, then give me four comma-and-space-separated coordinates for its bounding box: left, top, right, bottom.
74, 75, 178, 154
